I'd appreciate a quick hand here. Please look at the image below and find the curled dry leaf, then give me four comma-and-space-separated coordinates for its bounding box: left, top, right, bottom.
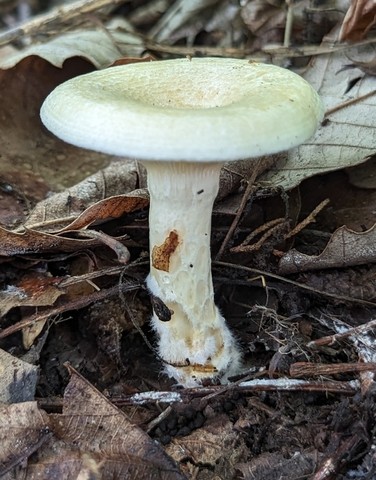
339, 0, 376, 42
279, 223, 376, 274
236, 451, 318, 480
0, 227, 102, 256
149, 0, 219, 42
24, 160, 141, 231
166, 414, 247, 473
0, 163, 148, 256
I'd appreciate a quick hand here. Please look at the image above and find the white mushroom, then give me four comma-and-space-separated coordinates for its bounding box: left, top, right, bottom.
40, 57, 324, 386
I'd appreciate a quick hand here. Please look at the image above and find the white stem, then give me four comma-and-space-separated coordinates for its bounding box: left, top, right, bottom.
144, 161, 241, 386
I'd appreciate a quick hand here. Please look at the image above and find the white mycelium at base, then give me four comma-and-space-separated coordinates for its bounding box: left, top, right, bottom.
145, 162, 241, 386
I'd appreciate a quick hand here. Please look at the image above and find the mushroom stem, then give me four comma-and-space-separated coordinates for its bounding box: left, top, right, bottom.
144, 161, 241, 386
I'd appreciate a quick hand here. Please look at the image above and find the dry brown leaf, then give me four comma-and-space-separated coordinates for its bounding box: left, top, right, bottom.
0, 54, 112, 203
261, 26, 376, 190
240, 0, 286, 46
24, 161, 141, 230
0, 21, 143, 70
279, 223, 376, 274
58, 193, 149, 232
0, 349, 39, 403
339, 0, 376, 42
166, 414, 246, 474
43, 368, 187, 480
236, 451, 317, 480
0, 401, 51, 476
0, 227, 102, 256
0, 273, 64, 317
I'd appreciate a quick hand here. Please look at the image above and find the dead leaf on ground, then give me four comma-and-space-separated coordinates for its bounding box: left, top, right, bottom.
260, 26, 376, 191
0, 349, 39, 403
19, 368, 186, 480
166, 413, 247, 477
236, 451, 318, 480
0, 273, 64, 317
0, 227, 103, 256
23, 160, 141, 230
279, 223, 376, 274
0, 20, 143, 70
339, 0, 376, 42
0, 401, 51, 477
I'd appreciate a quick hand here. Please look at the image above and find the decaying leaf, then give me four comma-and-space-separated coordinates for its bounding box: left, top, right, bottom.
166, 414, 246, 475
260, 27, 376, 190
236, 451, 318, 480
44, 369, 186, 480
339, 0, 376, 42
0, 401, 51, 476
0, 273, 63, 317
0, 349, 39, 403
279, 223, 376, 274
0, 227, 101, 256
0, 21, 144, 70
23, 160, 141, 230
58, 193, 149, 233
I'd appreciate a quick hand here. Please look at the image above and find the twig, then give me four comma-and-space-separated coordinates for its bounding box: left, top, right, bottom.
307, 319, 376, 348
75, 229, 130, 264
284, 198, 330, 239
215, 162, 261, 260
283, 0, 294, 48
324, 89, 376, 118
290, 361, 376, 378
231, 218, 286, 253
213, 261, 376, 307
146, 405, 173, 433
113, 378, 358, 406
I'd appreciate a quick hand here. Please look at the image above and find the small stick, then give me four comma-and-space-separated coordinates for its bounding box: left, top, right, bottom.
214, 261, 376, 307
290, 361, 376, 378
75, 229, 130, 264
231, 217, 286, 253
283, 0, 294, 48
324, 89, 376, 118
307, 319, 376, 348
284, 198, 330, 239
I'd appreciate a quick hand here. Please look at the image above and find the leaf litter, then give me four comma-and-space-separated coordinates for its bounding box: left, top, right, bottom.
0, 1, 376, 479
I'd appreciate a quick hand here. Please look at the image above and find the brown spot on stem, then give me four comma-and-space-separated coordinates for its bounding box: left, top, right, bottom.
152, 230, 179, 272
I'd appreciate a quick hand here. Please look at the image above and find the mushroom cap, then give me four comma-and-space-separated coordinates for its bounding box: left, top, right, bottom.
40, 57, 324, 162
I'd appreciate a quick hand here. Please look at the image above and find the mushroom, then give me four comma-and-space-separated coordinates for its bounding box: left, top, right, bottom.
40, 57, 324, 386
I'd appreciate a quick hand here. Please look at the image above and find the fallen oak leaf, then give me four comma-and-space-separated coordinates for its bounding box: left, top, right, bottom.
279, 223, 376, 274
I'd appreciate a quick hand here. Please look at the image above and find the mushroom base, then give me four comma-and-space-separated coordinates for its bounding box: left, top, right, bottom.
145, 161, 241, 387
